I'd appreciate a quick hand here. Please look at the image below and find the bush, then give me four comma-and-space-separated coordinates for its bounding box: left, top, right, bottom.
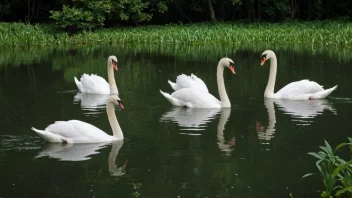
50, 1, 112, 33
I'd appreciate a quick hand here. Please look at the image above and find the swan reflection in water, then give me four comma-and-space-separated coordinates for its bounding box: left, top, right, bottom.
160, 107, 235, 155
35, 141, 127, 176
216, 108, 235, 155
274, 99, 336, 126
274, 99, 337, 125
256, 99, 336, 142
160, 107, 221, 131
256, 99, 276, 142
73, 92, 109, 116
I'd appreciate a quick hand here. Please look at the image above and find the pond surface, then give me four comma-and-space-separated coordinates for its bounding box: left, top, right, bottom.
0, 44, 351, 198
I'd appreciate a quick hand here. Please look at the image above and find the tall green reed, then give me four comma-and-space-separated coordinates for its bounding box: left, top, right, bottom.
302, 138, 352, 198
1, 21, 352, 47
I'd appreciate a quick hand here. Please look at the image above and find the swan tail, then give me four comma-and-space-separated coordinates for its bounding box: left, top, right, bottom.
167, 80, 178, 91
74, 77, 84, 92
160, 90, 183, 106
31, 127, 69, 143
311, 85, 338, 99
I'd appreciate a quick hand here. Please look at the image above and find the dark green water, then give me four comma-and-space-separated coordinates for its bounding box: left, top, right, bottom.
0, 44, 351, 198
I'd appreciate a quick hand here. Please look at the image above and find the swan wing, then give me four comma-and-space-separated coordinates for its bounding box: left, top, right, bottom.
79, 74, 111, 94
160, 88, 220, 108
169, 74, 209, 92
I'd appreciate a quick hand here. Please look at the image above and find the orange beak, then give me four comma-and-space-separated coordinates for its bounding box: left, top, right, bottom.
229, 65, 236, 75
119, 102, 124, 109
113, 62, 118, 71
261, 58, 266, 66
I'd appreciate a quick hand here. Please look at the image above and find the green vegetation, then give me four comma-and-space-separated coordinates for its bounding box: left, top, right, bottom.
1, 21, 352, 47
302, 138, 352, 198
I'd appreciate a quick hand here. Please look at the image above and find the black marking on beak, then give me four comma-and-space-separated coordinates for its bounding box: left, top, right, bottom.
261, 54, 267, 59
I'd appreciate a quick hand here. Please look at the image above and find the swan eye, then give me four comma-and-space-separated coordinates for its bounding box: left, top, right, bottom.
229, 61, 234, 66
112, 60, 117, 64
261, 54, 267, 59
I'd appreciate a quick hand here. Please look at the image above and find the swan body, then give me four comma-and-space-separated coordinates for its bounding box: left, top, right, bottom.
160, 88, 221, 108
168, 73, 208, 92
74, 56, 119, 95
32, 95, 124, 143
261, 50, 337, 100
74, 74, 111, 94
160, 58, 236, 108
74, 92, 109, 109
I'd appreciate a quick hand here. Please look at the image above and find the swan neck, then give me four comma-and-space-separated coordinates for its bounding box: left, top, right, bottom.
108, 61, 118, 95
107, 102, 123, 140
217, 63, 230, 107
264, 55, 277, 98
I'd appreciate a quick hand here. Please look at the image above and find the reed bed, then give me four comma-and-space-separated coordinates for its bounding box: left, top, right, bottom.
1, 21, 352, 47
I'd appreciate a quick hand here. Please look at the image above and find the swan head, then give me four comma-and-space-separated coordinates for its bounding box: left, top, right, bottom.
220, 58, 236, 75
108, 95, 124, 109
108, 56, 118, 71
261, 50, 275, 66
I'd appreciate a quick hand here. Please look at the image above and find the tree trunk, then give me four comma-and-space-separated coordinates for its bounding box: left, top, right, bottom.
258, 0, 261, 20
206, 0, 216, 22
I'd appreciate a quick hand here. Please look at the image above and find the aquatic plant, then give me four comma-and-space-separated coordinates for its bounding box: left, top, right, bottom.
1, 21, 352, 47
302, 138, 352, 198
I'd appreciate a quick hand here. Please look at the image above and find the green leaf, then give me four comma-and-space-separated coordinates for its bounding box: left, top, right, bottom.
324, 140, 334, 155
334, 142, 348, 153
335, 186, 352, 196
333, 161, 352, 178
308, 152, 324, 160
301, 172, 318, 180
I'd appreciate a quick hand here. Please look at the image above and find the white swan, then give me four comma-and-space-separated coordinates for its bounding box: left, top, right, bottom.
261, 50, 337, 100
74, 92, 109, 110
160, 58, 236, 108
74, 56, 119, 95
168, 73, 209, 92
31, 95, 124, 143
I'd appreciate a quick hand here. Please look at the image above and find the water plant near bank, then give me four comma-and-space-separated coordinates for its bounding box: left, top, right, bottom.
302, 138, 352, 198
1, 21, 352, 47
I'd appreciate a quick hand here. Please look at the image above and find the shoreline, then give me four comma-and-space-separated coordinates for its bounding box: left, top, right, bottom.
0, 21, 351, 47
